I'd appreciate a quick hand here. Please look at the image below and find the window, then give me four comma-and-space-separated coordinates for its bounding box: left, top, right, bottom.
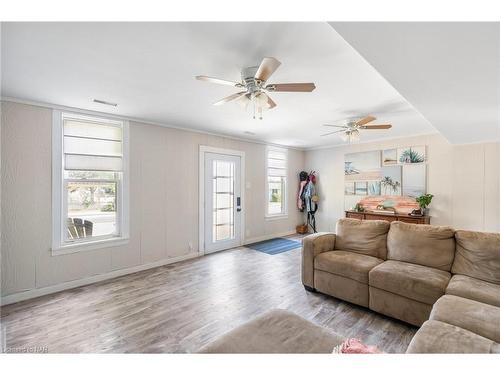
52, 111, 129, 254
266, 147, 287, 217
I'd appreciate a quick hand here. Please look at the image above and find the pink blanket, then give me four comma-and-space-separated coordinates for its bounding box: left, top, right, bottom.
333, 338, 382, 354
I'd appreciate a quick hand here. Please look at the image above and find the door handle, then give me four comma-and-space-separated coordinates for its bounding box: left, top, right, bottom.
236, 197, 241, 212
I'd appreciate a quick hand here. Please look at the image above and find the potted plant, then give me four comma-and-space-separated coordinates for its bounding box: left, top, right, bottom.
415, 194, 434, 216
354, 203, 365, 212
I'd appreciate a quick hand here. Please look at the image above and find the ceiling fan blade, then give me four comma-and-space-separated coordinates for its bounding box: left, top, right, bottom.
196, 75, 243, 87
213, 91, 248, 106
266, 83, 316, 92
323, 124, 348, 128
235, 94, 251, 109
255, 57, 281, 82
321, 129, 346, 137
265, 93, 277, 109
361, 124, 392, 129
355, 115, 376, 126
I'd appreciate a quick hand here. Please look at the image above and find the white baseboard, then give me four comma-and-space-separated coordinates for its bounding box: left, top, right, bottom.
243, 230, 297, 245
0, 252, 200, 306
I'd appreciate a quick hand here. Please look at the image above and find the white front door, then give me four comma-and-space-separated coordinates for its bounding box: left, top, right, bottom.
203, 152, 242, 253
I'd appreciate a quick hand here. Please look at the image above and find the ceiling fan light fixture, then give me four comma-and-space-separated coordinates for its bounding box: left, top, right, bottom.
350, 129, 360, 142
340, 132, 349, 142
254, 92, 269, 109
251, 92, 272, 120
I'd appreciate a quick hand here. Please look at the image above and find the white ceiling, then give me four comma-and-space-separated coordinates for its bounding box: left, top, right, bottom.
1, 22, 436, 148
331, 22, 500, 144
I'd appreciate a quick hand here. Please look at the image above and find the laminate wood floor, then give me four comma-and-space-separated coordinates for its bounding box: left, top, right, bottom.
1, 240, 417, 353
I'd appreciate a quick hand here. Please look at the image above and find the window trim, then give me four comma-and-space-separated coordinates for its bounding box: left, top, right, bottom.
51, 110, 130, 255
265, 146, 288, 220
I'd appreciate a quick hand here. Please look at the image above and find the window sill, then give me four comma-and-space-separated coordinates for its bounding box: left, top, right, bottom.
52, 237, 129, 256
265, 214, 289, 221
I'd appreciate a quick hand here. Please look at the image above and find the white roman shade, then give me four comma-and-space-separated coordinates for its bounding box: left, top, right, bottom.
267, 148, 287, 177
63, 118, 123, 171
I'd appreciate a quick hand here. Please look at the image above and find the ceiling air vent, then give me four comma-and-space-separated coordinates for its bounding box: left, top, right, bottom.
93, 99, 118, 107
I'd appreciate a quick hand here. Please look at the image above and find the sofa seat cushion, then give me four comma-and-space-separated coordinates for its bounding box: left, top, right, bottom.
315, 250, 384, 284
369, 286, 432, 326
406, 320, 500, 353
430, 295, 500, 343
369, 260, 451, 305
446, 274, 500, 308
198, 309, 344, 353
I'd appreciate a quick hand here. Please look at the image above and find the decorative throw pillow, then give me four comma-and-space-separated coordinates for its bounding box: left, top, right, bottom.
332, 338, 382, 354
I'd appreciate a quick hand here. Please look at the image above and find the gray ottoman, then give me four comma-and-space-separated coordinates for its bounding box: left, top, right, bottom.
198, 309, 344, 353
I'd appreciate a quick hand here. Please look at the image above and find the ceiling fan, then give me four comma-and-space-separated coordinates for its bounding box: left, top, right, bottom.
321, 116, 392, 142
195, 57, 316, 119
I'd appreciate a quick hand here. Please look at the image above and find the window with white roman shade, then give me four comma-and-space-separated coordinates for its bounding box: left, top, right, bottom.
266, 147, 287, 217
52, 111, 129, 254
63, 118, 124, 171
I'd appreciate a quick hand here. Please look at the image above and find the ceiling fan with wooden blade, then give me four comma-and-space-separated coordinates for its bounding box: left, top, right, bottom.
213, 91, 248, 106
195, 76, 244, 88
266, 83, 316, 92
321, 116, 392, 142
360, 124, 392, 129
196, 57, 316, 119
355, 115, 376, 126
321, 129, 347, 137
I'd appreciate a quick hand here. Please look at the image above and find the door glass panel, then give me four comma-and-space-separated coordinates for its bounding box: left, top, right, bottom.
216, 176, 231, 192
215, 208, 231, 223
212, 160, 235, 242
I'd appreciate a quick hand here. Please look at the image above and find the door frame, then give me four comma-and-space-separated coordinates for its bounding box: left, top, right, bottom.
199, 145, 246, 255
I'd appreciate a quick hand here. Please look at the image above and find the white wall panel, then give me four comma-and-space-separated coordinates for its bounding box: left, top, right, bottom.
139, 124, 168, 264
452, 144, 485, 231
484, 142, 500, 233
1, 103, 48, 293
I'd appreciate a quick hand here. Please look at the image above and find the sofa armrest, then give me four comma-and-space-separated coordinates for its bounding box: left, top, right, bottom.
301, 233, 336, 288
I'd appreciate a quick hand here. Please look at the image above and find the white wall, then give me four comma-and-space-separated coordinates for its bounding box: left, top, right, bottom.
305, 133, 500, 233
0, 101, 305, 302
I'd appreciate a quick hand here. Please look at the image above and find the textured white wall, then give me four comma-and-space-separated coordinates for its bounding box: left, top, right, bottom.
1, 101, 305, 299
305, 133, 500, 233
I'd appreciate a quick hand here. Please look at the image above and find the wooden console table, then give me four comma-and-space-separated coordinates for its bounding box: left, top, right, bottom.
345, 210, 430, 225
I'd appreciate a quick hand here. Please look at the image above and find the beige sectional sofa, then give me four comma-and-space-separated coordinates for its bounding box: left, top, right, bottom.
302, 218, 500, 353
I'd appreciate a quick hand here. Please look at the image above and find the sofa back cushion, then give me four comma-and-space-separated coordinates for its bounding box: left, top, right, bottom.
387, 222, 456, 271
452, 230, 500, 284
335, 218, 390, 259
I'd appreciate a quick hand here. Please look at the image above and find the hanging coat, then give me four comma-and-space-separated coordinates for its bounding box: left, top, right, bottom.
303, 181, 317, 213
